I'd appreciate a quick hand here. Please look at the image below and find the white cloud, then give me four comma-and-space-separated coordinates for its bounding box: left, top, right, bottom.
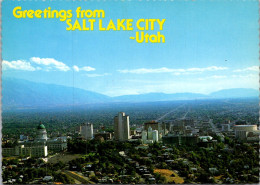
81, 66, 96, 71
233, 66, 259, 72
2, 60, 36, 71
84, 73, 110, 77
186, 66, 228, 72
118, 67, 173, 74
30, 57, 70, 71
3, 57, 92, 72
211, 75, 227, 79
118, 66, 228, 74
231, 74, 258, 78
73, 65, 95, 72
73, 65, 80, 72
198, 75, 227, 81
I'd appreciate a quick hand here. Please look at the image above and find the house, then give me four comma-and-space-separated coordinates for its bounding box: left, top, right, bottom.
209, 168, 218, 174
43, 176, 53, 181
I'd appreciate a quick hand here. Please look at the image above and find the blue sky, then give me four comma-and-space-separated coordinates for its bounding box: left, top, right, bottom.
2, 1, 259, 96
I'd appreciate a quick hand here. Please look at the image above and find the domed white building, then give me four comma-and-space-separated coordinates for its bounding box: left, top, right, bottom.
36, 123, 48, 141
2, 122, 68, 158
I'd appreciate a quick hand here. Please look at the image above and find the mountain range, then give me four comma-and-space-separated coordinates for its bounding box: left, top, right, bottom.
2, 78, 259, 109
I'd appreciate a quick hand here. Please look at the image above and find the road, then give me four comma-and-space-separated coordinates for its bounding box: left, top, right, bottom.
156, 104, 186, 122
180, 108, 190, 120
63, 170, 95, 184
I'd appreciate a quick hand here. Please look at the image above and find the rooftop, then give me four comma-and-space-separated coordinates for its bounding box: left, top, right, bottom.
37, 123, 46, 130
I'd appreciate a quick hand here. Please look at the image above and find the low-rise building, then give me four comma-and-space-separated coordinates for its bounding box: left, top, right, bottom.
3, 145, 47, 157
233, 125, 258, 140
95, 132, 112, 140
47, 140, 67, 152
162, 135, 198, 145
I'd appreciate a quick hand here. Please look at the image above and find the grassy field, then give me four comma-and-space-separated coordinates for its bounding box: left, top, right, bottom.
154, 169, 184, 184
48, 152, 82, 164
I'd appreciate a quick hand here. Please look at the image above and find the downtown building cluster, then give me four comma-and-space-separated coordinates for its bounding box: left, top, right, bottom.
3, 112, 260, 158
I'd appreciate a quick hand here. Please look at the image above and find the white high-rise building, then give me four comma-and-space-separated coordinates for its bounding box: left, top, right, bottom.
80, 123, 94, 140
114, 112, 130, 141
152, 130, 159, 142
142, 131, 147, 142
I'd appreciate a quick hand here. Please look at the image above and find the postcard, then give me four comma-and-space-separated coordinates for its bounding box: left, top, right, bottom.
1, 0, 259, 184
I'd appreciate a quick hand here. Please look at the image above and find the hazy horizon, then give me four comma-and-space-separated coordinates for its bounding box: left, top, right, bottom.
3, 77, 259, 98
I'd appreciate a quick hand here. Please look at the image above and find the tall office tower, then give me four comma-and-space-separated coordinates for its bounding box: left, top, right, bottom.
147, 126, 153, 140
114, 112, 130, 141
152, 130, 159, 142
80, 123, 94, 140
142, 131, 148, 142
144, 121, 159, 131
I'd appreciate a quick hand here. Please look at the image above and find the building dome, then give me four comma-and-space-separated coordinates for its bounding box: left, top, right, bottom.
36, 123, 48, 141
37, 123, 46, 130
